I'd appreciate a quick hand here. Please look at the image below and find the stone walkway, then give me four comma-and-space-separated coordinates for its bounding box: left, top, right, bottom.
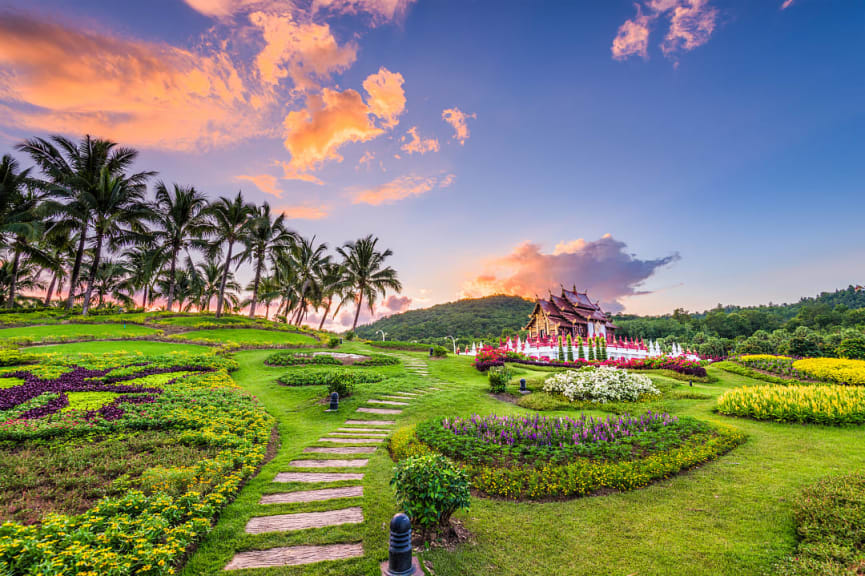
223, 353, 437, 572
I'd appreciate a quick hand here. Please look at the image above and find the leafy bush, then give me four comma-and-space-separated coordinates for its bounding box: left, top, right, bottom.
837, 336, 865, 360
487, 365, 511, 393
354, 354, 400, 367
277, 367, 385, 391
794, 357, 865, 385
265, 351, 342, 367
390, 453, 471, 533
776, 472, 865, 575
717, 384, 865, 425
389, 425, 432, 460
543, 366, 659, 403
344, 330, 355, 341
326, 336, 340, 348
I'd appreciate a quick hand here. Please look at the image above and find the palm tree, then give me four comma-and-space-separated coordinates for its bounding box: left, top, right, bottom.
237, 203, 295, 318
18, 135, 154, 310
0, 258, 45, 308
89, 259, 134, 308
41, 224, 79, 306
151, 182, 212, 312
337, 235, 402, 331
282, 235, 330, 326
206, 191, 254, 318
78, 168, 152, 315
121, 245, 165, 309
315, 261, 348, 330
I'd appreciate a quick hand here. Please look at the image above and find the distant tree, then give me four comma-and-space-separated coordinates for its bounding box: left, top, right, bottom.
837, 336, 865, 360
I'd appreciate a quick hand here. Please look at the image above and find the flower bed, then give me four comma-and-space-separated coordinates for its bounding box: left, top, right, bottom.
0, 350, 273, 575
734, 355, 809, 381
542, 366, 660, 403
792, 358, 865, 385
409, 412, 744, 500
716, 384, 865, 425
472, 349, 707, 377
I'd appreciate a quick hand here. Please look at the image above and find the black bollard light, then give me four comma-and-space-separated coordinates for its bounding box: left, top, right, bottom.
385, 513, 415, 576
329, 391, 339, 411
429, 347, 434, 358
520, 378, 527, 392
689, 380, 693, 387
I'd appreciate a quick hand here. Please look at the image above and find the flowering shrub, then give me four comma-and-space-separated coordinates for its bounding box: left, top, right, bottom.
0, 351, 274, 575
487, 366, 511, 393
543, 366, 659, 403
735, 355, 809, 381
472, 349, 708, 377
792, 358, 865, 385
716, 384, 865, 425
390, 454, 471, 534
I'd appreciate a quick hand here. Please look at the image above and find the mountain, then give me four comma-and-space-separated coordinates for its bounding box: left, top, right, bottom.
355, 295, 534, 341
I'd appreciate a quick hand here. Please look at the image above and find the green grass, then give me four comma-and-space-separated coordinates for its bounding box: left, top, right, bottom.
169, 328, 318, 346
32, 340, 210, 355
0, 377, 24, 388
63, 391, 119, 412
0, 323, 159, 343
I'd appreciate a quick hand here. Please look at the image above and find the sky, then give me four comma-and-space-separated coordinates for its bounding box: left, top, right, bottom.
0, 0, 863, 327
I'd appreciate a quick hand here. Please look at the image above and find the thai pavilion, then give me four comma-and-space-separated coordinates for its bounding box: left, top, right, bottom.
524, 287, 617, 340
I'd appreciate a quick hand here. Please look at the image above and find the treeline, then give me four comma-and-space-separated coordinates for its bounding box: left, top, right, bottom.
0, 134, 402, 330
613, 285, 865, 357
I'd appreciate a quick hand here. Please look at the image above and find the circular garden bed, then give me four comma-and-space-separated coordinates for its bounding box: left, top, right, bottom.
265, 350, 399, 367
399, 412, 744, 500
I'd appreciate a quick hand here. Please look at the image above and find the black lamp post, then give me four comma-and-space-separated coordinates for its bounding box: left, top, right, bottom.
329, 391, 339, 411
384, 513, 415, 576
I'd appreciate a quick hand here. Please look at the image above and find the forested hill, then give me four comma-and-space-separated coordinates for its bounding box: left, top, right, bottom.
355, 295, 534, 341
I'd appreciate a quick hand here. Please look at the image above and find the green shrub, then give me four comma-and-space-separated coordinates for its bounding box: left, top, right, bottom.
0, 347, 36, 366
326, 336, 340, 349
390, 454, 471, 534
265, 351, 342, 367
354, 354, 400, 366
369, 340, 447, 356
389, 425, 432, 460
277, 367, 386, 391
488, 365, 511, 393
837, 336, 865, 360
344, 330, 355, 341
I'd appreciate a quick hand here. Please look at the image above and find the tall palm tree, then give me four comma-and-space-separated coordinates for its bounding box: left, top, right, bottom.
237, 203, 295, 318
207, 191, 254, 318
88, 259, 134, 308
78, 168, 152, 315
18, 135, 154, 309
315, 261, 348, 330
151, 182, 212, 311
121, 245, 165, 309
282, 235, 329, 326
337, 235, 402, 331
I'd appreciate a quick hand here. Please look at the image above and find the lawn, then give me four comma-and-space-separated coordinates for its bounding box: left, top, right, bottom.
6, 336, 865, 576
0, 323, 159, 344
169, 328, 318, 347
33, 340, 210, 354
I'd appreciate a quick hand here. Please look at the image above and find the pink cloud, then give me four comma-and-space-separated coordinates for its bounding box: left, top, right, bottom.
611, 0, 719, 62
612, 5, 652, 60
352, 173, 454, 206
275, 203, 330, 219
363, 67, 407, 128
442, 108, 475, 144
460, 234, 679, 312
661, 0, 718, 56
237, 173, 284, 197
781, 0, 795, 8
400, 126, 439, 155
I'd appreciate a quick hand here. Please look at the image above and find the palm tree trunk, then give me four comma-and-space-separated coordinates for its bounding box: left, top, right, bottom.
7, 245, 21, 309
318, 300, 331, 330
249, 253, 263, 318
265, 300, 271, 320
141, 284, 148, 309
80, 231, 103, 316
215, 241, 234, 318
352, 292, 363, 331
44, 272, 58, 306
166, 247, 178, 312
65, 227, 87, 310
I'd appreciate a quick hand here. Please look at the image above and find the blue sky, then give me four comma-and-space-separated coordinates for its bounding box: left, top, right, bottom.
0, 0, 862, 321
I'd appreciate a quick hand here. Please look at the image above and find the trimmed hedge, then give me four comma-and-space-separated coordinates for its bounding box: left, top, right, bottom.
368, 341, 448, 357
277, 367, 386, 387
265, 352, 342, 367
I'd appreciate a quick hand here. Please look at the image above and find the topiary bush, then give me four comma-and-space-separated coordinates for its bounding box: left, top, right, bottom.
390, 453, 471, 536
265, 351, 342, 367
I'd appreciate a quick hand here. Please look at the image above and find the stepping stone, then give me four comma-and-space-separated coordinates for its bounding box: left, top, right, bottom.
274, 472, 364, 483
344, 419, 394, 426
330, 431, 388, 437
357, 407, 401, 415
224, 543, 363, 571
368, 399, 409, 406
289, 459, 369, 468
245, 507, 363, 534
261, 486, 363, 505
304, 446, 377, 454
337, 427, 389, 433
429, 387, 443, 391
380, 395, 414, 401
320, 437, 384, 443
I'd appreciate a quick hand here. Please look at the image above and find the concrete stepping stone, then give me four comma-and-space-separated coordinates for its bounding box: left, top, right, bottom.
357, 407, 401, 415
380, 395, 415, 401
368, 399, 409, 406
344, 419, 394, 426
274, 472, 364, 483
245, 507, 363, 534
337, 427, 389, 433
261, 486, 363, 505
304, 446, 377, 454
330, 431, 388, 437
289, 459, 369, 468
320, 437, 384, 443
224, 543, 363, 571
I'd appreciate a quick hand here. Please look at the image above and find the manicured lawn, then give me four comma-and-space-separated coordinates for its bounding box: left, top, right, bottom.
0, 323, 159, 343
170, 328, 318, 346
33, 340, 210, 354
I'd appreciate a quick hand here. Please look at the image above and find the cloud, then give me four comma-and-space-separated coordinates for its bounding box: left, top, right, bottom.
249, 11, 356, 91
442, 108, 475, 144
357, 150, 376, 169
352, 173, 454, 205
612, 5, 652, 60
275, 203, 330, 219
363, 67, 406, 128
237, 173, 284, 197
400, 126, 439, 155
335, 292, 413, 329
781, 0, 795, 8
611, 0, 718, 62
184, 0, 415, 24
312, 0, 417, 24
460, 234, 679, 312
0, 11, 265, 151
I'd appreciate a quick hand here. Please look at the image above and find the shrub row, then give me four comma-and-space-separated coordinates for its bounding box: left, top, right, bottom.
265, 351, 342, 367
368, 340, 448, 357
277, 367, 386, 397
716, 384, 865, 425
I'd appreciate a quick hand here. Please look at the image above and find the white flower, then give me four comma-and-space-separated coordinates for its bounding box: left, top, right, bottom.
542, 366, 659, 403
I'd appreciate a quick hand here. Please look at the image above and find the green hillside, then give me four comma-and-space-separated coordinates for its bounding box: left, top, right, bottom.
355, 295, 534, 342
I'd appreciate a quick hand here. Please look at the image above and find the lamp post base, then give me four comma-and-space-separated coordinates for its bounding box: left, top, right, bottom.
380, 557, 422, 576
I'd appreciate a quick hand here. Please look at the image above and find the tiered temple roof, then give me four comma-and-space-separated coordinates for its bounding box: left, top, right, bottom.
525, 286, 617, 339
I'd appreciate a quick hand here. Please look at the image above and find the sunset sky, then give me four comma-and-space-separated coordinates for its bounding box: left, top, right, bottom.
1, 0, 863, 326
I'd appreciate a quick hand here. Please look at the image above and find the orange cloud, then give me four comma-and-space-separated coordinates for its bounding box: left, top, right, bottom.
0, 12, 266, 151
442, 108, 475, 145
357, 150, 376, 169
612, 5, 651, 60
249, 11, 356, 91
400, 126, 439, 155
275, 203, 330, 219
461, 235, 679, 312
781, 0, 795, 8
363, 67, 406, 128
237, 173, 284, 197
352, 173, 454, 205
184, 0, 416, 24
611, 0, 718, 62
